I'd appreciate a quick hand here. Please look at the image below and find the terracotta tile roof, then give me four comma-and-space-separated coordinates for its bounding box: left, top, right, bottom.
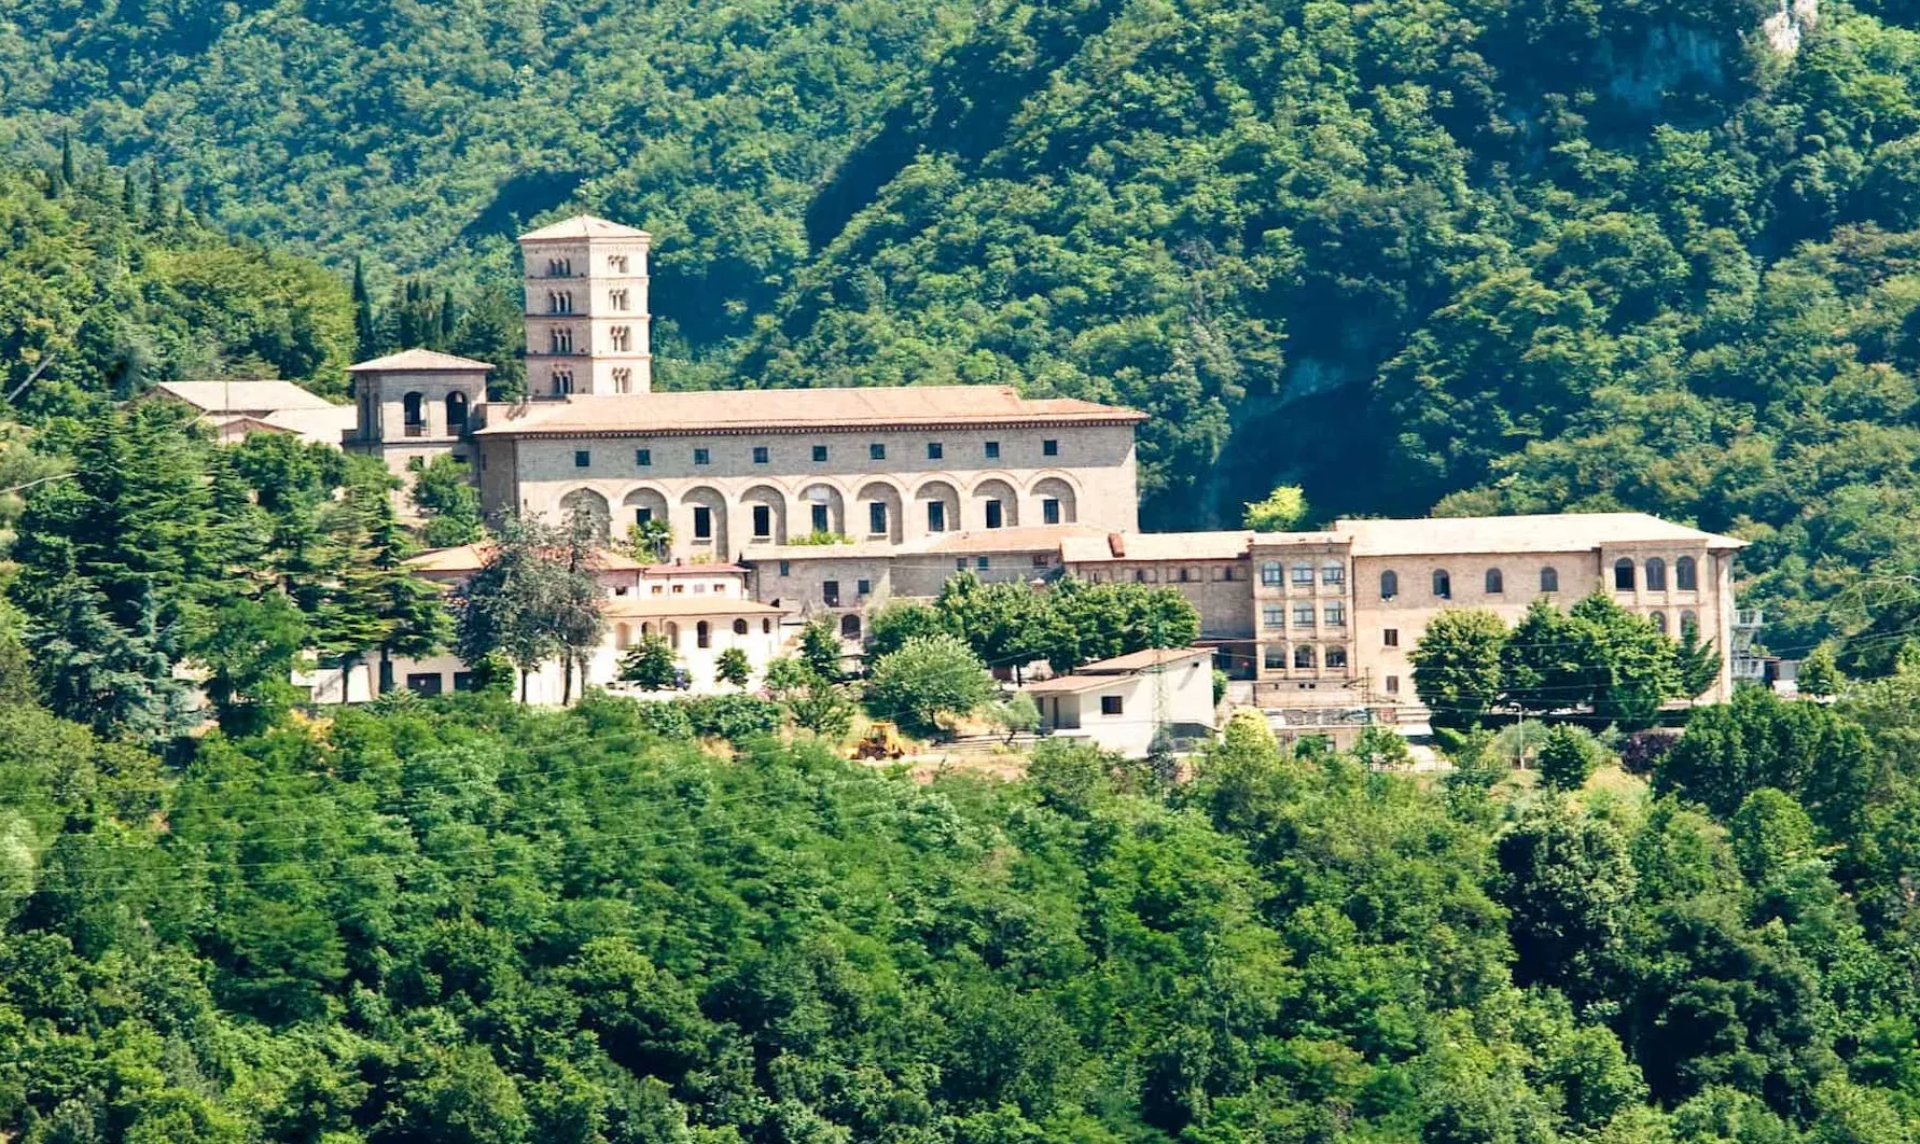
1021, 674, 1117, 695
405, 544, 648, 574
473, 386, 1146, 438
924, 524, 1107, 555
604, 597, 786, 619
149, 379, 340, 413
638, 562, 750, 576
518, 215, 652, 242
349, 349, 495, 373
1060, 531, 1253, 563
1335, 512, 1747, 556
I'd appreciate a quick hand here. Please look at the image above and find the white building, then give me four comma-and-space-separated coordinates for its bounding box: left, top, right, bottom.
1022, 647, 1217, 757
144, 379, 358, 447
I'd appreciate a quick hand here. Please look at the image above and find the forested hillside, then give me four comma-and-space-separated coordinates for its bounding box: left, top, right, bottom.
0, 683, 1913, 1144
17, 0, 1920, 640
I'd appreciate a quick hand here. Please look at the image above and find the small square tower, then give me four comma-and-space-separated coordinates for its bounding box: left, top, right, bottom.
343, 348, 493, 493
519, 214, 653, 398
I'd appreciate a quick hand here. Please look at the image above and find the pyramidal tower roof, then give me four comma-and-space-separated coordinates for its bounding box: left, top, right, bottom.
517, 214, 652, 242
348, 349, 495, 372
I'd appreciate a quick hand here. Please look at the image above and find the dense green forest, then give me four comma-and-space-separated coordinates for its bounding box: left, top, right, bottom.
0, 677, 1909, 1144
16, 0, 1920, 646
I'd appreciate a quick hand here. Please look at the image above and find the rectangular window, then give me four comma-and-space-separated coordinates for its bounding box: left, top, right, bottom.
574, 450, 590, 468
1263, 605, 1284, 628
927, 442, 944, 460
811, 504, 830, 534
985, 500, 1004, 529
634, 507, 652, 525
1261, 562, 1282, 586
812, 445, 828, 462
779, 561, 790, 577
1100, 695, 1124, 716
1326, 647, 1348, 668
1293, 602, 1315, 626
634, 448, 651, 467
984, 441, 1000, 459
452, 672, 478, 693
1264, 645, 1286, 670
869, 443, 886, 460
928, 501, 947, 532
869, 502, 888, 535
1325, 602, 1345, 626
752, 504, 772, 538
976, 556, 990, 570
753, 446, 769, 464
1322, 564, 1345, 585
1291, 564, 1314, 586
1042, 498, 1061, 525
1383, 628, 1399, 647
692, 506, 713, 540
956, 558, 967, 570
857, 579, 871, 596
1042, 439, 1059, 456
406, 673, 444, 697
693, 448, 710, 466
1386, 675, 1400, 695
823, 580, 840, 607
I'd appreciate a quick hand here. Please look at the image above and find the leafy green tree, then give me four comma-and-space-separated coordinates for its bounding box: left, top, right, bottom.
1798, 645, 1841, 699
193, 590, 307, 736
412, 454, 484, 548
799, 616, 842, 681
320, 476, 447, 694
26, 582, 188, 741
452, 514, 565, 702
864, 600, 949, 660
1502, 600, 1588, 717
714, 646, 751, 688
864, 633, 993, 738
1409, 608, 1508, 729
1243, 485, 1308, 531
624, 518, 672, 564
552, 505, 610, 705
1495, 801, 1636, 1008
1536, 723, 1602, 792
618, 634, 679, 691
1673, 625, 1723, 702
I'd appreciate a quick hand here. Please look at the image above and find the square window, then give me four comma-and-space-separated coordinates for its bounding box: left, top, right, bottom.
976, 556, 990, 570
927, 442, 944, 460
1042, 439, 1059, 456
574, 450, 590, 468
635, 448, 651, 466
1383, 628, 1399, 647
634, 507, 652, 525
693, 448, 710, 466
857, 579, 871, 596
956, 558, 967, 570
869, 443, 886, 460
1263, 605, 1284, 628
753, 446, 769, 464
984, 441, 1000, 459
1293, 603, 1315, 626
812, 445, 828, 462
1100, 695, 1124, 716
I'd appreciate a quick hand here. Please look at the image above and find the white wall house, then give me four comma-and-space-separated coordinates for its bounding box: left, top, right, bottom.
1023, 647, 1217, 757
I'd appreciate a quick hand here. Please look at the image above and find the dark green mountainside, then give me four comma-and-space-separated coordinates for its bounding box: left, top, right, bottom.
18, 0, 1920, 642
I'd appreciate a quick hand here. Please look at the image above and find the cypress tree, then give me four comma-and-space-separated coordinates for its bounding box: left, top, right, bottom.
121, 168, 138, 220
59, 132, 75, 187
352, 257, 377, 359
146, 166, 164, 221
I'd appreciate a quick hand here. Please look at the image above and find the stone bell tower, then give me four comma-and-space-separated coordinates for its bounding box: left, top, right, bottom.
518, 215, 652, 398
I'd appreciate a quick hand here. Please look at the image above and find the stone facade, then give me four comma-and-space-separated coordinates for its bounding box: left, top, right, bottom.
518, 215, 654, 397
342, 350, 491, 488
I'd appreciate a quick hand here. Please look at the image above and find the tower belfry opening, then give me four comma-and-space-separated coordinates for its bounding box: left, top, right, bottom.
517, 214, 654, 398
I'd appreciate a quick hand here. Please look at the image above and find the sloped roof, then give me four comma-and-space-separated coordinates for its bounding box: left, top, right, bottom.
348, 349, 495, 373
1335, 512, 1747, 556
518, 214, 652, 242
474, 387, 1146, 438
1060, 531, 1253, 563
149, 379, 340, 413
603, 598, 786, 619
924, 524, 1107, 555
1023, 647, 1210, 693
405, 544, 648, 574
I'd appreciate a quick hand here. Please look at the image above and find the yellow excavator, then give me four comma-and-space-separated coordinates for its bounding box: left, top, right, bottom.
850, 721, 907, 760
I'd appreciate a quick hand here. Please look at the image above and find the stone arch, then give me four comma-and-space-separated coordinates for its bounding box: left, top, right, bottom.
445, 391, 469, 434
614, 622, 632, 649
1029, 473, 1081, 526
559, 488, 612, 542
915, 479, 961, 535
740, 484, 789, 545
680, 486, 729, 555
972, 477, 1020, 529
841, 613, 863, 639
402, 391, 426, 435
664, 621, 681, 648
623, 487, 670, 531
798, 482, 846, 538
855, 480, 905, 542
